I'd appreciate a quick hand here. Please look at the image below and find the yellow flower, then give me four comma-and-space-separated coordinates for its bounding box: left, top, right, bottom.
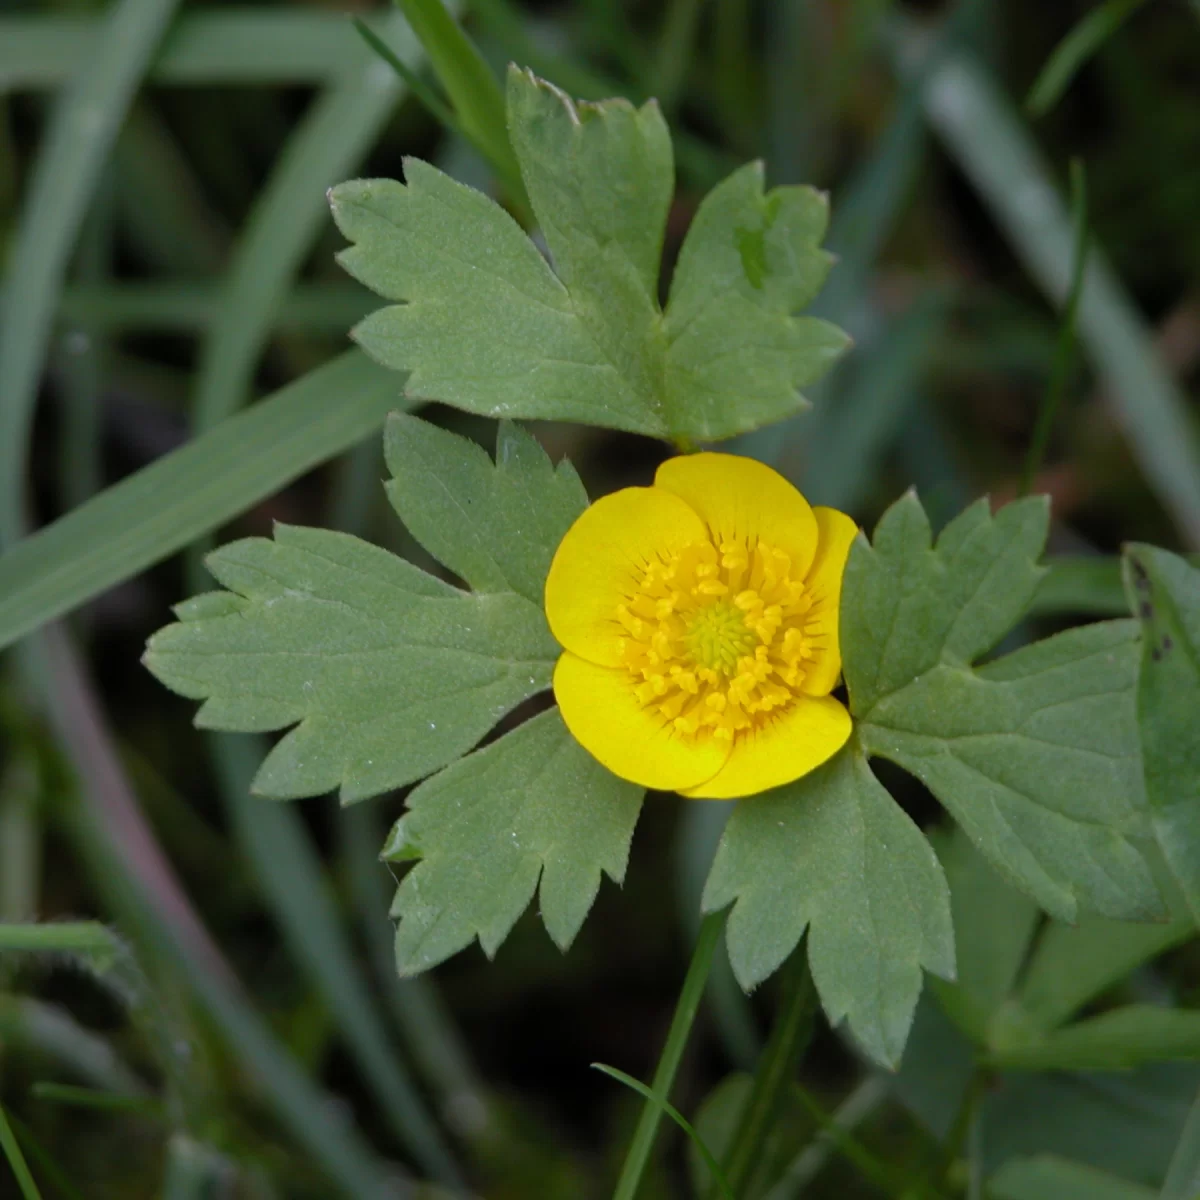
544, 453, 857, 798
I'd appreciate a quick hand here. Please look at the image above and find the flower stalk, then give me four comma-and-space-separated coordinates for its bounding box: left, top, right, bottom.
612, 909, 726, 1200
718, 942, 818, 1197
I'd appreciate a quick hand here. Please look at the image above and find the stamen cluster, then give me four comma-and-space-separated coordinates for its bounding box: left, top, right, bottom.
616, 537, 824, 741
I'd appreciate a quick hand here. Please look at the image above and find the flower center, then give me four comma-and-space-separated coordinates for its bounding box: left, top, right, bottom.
615, 535, 823, 742
684, 602, 757, 674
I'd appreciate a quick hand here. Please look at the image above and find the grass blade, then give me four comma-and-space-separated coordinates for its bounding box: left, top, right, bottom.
1026, 0, 1147, 118
211, 734, 462, 1185
593, 1064, 734, 1200
30, 626, 396, 1199
0, 921, 120, 966
0, 996, 145, 1095
0, 0, 182, 549
898, 28, 1200, 546
0, 13, 385, 89
0, 1111, 84, 1200
52, 281, 373, 334
189, 28, 410, 438
0, 1103, 42, 1200
1019, 159, 1089, 496
392, 0, 520, 192
0, 349, 411, 653
29, 1083, 162, 1120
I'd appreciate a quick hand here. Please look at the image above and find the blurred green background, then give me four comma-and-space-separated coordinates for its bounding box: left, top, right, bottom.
2, 0, 1200, 1196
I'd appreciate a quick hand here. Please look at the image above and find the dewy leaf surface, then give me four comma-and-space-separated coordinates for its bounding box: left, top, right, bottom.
702, 743, 954, 1068
330, 69, 848, 442
843, 492, 1161, 924
385, 708, 643, 972
144, 524, 557, 802
1124, 544, 1200, 926
384, 414, 586, 604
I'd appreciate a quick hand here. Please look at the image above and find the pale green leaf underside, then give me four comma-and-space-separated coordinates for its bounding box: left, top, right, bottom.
842, 491, 1161, 925
384, 414, 586, 604
862, 621, 1159, 924
1125, 545, 1200, 927
329, 69, 848, 443
702, 743, 954, 1069
386, 708, 643, 972
143, 523, 557, 802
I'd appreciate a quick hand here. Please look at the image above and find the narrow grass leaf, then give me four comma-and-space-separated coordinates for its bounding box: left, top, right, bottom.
210, 734, 461, 1185
0, 1104, 42, 1200
902, 33, 1200, 545
593, 1063, 734, 1200
0, 1111, 83, 1200
29, 1083, 162, 1119
1025, 0, 1148, 117
0, 350, 409, 653
190, 29, 409, 437
0, 12, 390, 88
0, 0, 181, 547
393, 0, 520, 188
0, 921, 120, 970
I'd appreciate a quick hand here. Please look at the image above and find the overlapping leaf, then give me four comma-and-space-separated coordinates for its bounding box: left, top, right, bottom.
847, 492, 1162, 924
1124, 545, 1200, 926
143, 522, 556, 802
330, 68, 848, 443
702, 742, 954, 1068
384, 709, 643, 972
384, 413, 586, 604
146, 414, 644, 967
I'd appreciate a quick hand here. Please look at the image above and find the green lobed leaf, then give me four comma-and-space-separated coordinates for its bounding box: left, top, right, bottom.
845, 492, 1162, 924
662, 162, 849, 439
385, 708, 643, 971
991, 1006, 1200, 1073
702, 742, 954, 1069
843, 492, 1050, 716
330, 68, 847, 443
144, 524, 556, 802
862, 621, 1160, 924
383, 414, 586, 604
1124, 545, 1200, 927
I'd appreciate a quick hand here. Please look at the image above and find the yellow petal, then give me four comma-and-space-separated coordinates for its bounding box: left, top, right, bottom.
545, 486, 709, 668
554, 652, 731, 791
654, 453, 819, 579
799, 507, 859, 696
680, 694, 851, 799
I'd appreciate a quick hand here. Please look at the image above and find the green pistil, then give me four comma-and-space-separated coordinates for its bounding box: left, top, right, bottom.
685, 602, 757, 674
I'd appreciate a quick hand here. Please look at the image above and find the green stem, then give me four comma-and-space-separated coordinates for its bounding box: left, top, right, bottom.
612, 910, 725, 1200
720, 945, 817, 1198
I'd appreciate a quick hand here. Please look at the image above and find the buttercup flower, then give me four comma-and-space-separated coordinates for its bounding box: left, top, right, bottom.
545, 453, 857, 798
